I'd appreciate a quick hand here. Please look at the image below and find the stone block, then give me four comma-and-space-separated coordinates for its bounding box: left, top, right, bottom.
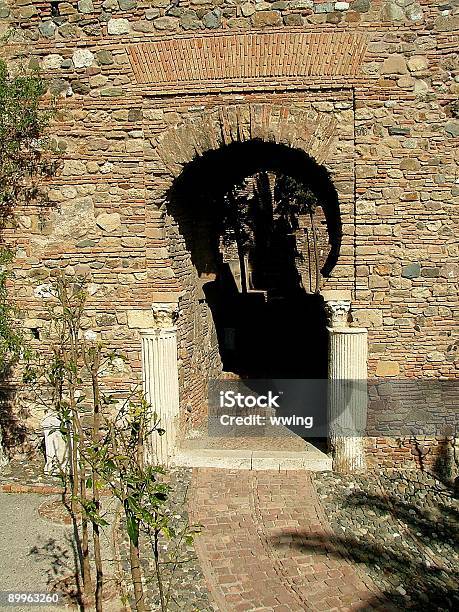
121, 237, 144, 248
401, 263, 420, 279
356, 165, 377, 178
154, 16, 179, 30
89, 74, 108, 87
434, 15, 459, 32
420, 267, 439, 278
369, 277, 389, 289
100, 87, 124, 97
400, 158, 420, 171
445, 122, 459, 138
440, 263, 458, 279
426, 351, 444, 363
381, 54, 408, 75
119, 0, 137, 9
96, 50, 114, 65
96, 212, 122, 232
351, 0, 369, 10
127, 310, 155, 328
376, 205, 394, 216
227, 17, 251, 28
42, 54, 64, 70
405, 3, 422, 22
107, 18, 131, 34
376, 360, 400, 377
39, 21, 57, 38
381, 1, 404, 22
78, 0, 94, 13
241, 2, 255, 16
44, 196, 96, 241
151, 292, 184, 303
412, 287, 431, 299
352, 309, 383, 328
407, 55, 428, 72
203, 9, 221, 29
283, 14, 303, 26
61, 160, 87, 175
321, 289, 352, 302
314, 2, 334, 13
251, 11, 282, 28
49, 79, 70, 96
388, 127, 410, 136
145, 8, 160, 19
180, 10, 201, 29
73, 49, 95, 68
289, 0, 313, 7
18, 4, 38, 18
71, 79, 90, 95
397, 76, 414, 89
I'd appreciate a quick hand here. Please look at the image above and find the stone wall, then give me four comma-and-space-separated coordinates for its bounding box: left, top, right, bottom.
0, 1, 430, 42
0, 0, 457, 456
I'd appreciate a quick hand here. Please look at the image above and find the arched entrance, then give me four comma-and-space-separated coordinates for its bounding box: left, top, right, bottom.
164, 139, 341, 450
141, 99, 361, 467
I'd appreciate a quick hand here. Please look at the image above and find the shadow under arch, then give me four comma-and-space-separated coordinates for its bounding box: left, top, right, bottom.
167, 139, 341, 278
164, 139, 342, 412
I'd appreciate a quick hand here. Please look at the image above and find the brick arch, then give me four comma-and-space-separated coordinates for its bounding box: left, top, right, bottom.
150, 104, 344, 423
165, 138, 342, 280
154, 103, 337, 184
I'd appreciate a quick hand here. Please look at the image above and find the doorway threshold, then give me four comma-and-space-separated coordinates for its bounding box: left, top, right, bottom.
171, 443, 332, 471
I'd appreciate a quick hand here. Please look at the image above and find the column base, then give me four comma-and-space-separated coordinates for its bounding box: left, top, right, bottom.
331, 436, 366, 473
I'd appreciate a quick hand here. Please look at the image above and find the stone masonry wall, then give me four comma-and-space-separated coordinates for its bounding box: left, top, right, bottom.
0, 0, 457, 459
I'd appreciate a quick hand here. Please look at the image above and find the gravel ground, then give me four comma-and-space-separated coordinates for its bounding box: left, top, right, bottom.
0, 456, 61, 488
117, 467, 216, 612
1, 460, 213, 611
5, 458, 458, 611
313, 468, 459, 611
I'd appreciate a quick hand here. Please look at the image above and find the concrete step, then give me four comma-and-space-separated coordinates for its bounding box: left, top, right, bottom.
171, 448, 332, 471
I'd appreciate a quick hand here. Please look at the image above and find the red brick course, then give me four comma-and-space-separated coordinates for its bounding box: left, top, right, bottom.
0, 483, 63, 494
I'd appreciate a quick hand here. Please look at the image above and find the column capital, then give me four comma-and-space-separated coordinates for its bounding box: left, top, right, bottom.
324, 299, 351, 328
327, 327, 368, 336
151, 302, 179, 330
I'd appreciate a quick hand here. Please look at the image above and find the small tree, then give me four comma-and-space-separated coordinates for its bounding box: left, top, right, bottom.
26, 275, 200, 611
0, 247, 30, 465
220, 179, 257, 293
24, 276, 97, 606
220, 172, 323, 294
274, 174, 322, 293
86, 389, 200, 612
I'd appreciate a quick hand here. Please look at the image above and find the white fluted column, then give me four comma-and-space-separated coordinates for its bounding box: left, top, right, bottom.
141, 303, 180, 466
325, 299, 368, 473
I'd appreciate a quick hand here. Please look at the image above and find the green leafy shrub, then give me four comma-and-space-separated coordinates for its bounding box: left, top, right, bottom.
0, 59, 55, 224
0, 248, 23, 375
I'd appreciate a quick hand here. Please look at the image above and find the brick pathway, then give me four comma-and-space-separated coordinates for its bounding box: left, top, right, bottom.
189, 469, 394, 612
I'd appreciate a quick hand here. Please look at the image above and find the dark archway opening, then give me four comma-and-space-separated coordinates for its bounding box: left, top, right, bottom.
166, 140, 341, 442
